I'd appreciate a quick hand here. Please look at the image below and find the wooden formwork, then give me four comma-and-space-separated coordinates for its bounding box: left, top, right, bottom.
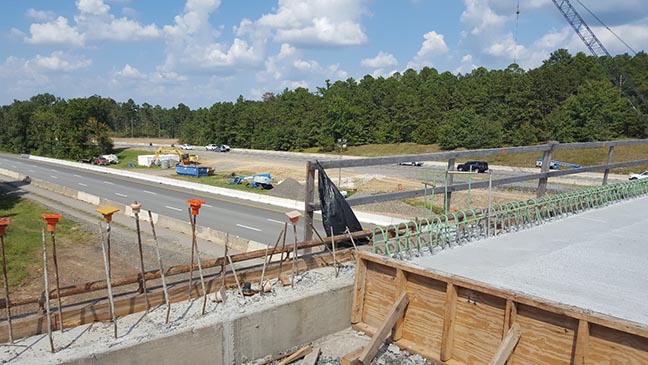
349, 251, 648, 365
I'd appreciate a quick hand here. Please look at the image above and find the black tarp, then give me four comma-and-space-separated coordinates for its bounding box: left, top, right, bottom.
317, 162, 364, 247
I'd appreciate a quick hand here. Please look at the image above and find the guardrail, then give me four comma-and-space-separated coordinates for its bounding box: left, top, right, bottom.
302, 139, 648, 242
371, 178, 648, 255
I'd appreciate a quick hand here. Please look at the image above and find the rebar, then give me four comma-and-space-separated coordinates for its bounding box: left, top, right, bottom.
41, 229, 54, 352
0, 236, 13, 344
99, 222, 117, 339
187, 209, 207, 315
48, 232, 64, 333
133, 211, 150, 311
148, 210, 170, 323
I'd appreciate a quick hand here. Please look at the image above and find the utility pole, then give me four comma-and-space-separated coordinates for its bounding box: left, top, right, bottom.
337, 138, 347, 187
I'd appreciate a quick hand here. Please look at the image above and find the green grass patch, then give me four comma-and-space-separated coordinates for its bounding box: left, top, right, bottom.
107, 148, 155, 169
401, 198, 444, 215
0, 193, 92, 286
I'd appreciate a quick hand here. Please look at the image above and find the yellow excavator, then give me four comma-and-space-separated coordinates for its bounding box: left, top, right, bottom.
151, 147, 200, 166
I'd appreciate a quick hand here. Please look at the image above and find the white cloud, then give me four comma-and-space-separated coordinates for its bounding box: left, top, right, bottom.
256, 0, 369, 46
407, 31, 449, 69
454, 54, 476, 74
361, 51, 398, 68
26, 16, 85, 46
31, 51, 92, 72
26, 8, 56, 22
162, 0, 264, 71
24, 0, 160, 46
115, 64, 144, 79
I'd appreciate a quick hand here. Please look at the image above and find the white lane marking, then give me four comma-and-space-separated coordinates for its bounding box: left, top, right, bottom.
266, 218, 285, 224
236, 224, 262, 232
50, 175, 58, 179
166, 206, 183, 212
74, 174, 82, 178
115, 193, 128, 197
11, 165, 17, 168
103, 181, 114, 185
50, 169, 58, 172
29, 170, 35, 173
143, 190, 157, 195
78, 183, 88, 187
203, 204, 213, 208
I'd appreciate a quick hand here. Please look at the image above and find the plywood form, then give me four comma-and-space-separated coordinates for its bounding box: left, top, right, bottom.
352, 251, 648, 365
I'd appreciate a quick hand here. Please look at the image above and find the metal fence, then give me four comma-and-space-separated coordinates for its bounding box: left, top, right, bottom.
371, 178, 648, 256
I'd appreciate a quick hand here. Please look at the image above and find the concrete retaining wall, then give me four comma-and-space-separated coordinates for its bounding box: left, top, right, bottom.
61, 282, 353, 365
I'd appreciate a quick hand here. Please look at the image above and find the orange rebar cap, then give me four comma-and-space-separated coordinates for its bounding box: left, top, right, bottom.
130, 201, 142, 214
41, 213, 62, 232
96, 206, 120, 222
186, 199, 206, 216
0, 217, 11, 237
285, 210, 302, 224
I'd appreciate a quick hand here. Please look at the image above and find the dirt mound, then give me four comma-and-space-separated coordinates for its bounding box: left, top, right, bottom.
268, 178, 305, 201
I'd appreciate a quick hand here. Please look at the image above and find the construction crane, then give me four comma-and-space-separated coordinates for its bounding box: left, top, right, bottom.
551, 0, 646, 118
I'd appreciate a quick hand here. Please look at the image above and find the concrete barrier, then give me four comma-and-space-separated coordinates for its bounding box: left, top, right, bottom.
27, 155, 406, 226
60, 280, 353, 365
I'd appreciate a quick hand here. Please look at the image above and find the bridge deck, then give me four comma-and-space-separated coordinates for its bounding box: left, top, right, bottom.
411, 194, 648, 326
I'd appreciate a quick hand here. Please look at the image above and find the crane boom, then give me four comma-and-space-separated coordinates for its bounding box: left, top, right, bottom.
551, 0, 645, 117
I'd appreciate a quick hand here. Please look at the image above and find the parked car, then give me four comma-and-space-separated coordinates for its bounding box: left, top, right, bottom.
629, 171, 648, 180
179, 144, 193, 150
206, 144, 220, 151
100, 154, 119, 164
457, 161, 489, 173
398, 161, 423, 166
218, 144, 230, 152
92, 157, 110, 166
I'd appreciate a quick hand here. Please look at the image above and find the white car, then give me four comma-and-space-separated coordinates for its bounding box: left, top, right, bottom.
206, 144, 219, 151
629, 171, 648, 180
179, 143, 193, 150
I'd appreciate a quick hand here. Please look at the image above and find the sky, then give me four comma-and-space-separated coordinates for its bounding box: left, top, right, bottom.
0, 0, 646, 108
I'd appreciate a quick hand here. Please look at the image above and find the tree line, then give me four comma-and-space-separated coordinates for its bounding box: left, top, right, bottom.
0, 49, 646, 160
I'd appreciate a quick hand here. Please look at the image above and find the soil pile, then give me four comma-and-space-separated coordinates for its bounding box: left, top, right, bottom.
268, 178, 305, 201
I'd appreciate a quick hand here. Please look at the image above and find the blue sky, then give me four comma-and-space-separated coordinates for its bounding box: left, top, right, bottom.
1, 0, 646, 108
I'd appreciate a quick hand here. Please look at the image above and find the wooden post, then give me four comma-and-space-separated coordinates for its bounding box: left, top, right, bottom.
440, 283, 458, 362
351, 257, 367, 324
393, 268, 407, 341
537, 142, 557, 197
573, 320, 590, 365
304, 161, 316, 243
602, 145, 614, 186
444, 158, 455, 212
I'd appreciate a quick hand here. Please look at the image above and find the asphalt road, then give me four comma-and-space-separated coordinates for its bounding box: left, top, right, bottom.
0, 153, 323, 245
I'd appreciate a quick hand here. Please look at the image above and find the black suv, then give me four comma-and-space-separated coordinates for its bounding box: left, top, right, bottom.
457, 161, 489, 173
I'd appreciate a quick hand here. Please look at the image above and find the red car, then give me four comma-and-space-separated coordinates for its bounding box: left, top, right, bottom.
93, 157, 110, 165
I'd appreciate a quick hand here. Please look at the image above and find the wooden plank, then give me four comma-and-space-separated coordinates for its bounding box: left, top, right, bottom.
440, 283, 457, 362
573, 320, 589, 365
588, 323, 648, 364
301, 346, 320, 365
356, 251, 648, 339
489, 323, 521, 365
351, 256, 368, 324
277, 345, 311, 365
362, 261, 397, 330
453, 288, 507, 364
399, 273, 446, 352
341, 346, 364, 365
358, 291, 409, 364
393, 268, 407, 341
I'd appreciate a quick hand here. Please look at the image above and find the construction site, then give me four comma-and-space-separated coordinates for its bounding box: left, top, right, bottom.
0, 136, 647, 364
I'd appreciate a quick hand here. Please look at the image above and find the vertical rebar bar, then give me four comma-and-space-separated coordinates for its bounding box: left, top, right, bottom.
49, 232, 64, 332
148, 210, 170, 323
187, 212, 195, 300
133, 211, 150, 311
0, 236, 13, 344
220, 234, 229, 291
99, 222, 117, 339
260, 228, 284, 296
42, 229, 55, 352
277, 223, 288, 279
292, 223, 298, 287
188, 209, 207, 315
331, 227, 338, 278
226, 252, 244, 299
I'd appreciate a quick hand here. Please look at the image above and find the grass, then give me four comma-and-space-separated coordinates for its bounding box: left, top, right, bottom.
305, 142, 648, 175
401, 198, 444, 215
0, 193, 92, 286
107, 148, 155, 169
171, 172, 273, 194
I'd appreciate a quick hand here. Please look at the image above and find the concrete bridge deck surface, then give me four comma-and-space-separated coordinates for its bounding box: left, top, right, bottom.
410, 195, 648, 326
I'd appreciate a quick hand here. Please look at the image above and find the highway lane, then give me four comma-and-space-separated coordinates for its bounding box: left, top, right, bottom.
0, 154, 325, 244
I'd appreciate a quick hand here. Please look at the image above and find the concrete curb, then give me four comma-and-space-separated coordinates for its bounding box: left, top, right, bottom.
26, 155, 406, 226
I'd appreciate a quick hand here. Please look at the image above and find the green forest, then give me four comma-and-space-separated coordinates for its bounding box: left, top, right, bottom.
0, 49, 646, 160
